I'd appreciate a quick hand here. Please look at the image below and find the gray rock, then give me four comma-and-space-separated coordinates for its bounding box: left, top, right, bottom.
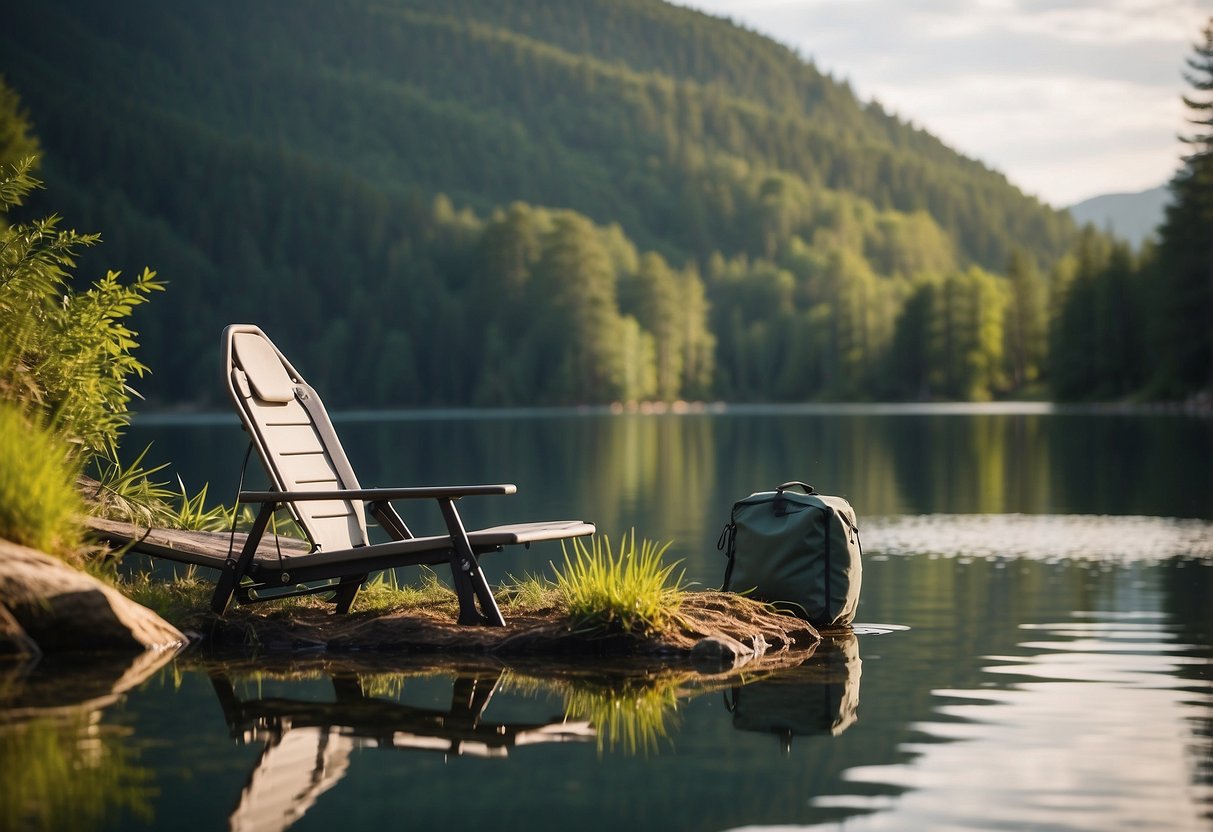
0, 537, 185, 654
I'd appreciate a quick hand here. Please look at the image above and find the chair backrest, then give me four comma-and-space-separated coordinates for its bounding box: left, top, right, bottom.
222, 324, 370, 552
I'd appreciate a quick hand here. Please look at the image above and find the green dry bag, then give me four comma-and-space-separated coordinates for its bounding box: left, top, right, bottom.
718, 481, 862, 627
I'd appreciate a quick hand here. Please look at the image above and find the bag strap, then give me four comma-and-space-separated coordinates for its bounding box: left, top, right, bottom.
717, 521, 737, 590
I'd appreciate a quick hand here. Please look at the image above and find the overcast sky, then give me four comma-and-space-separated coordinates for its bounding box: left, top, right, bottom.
672, 0, 1213, 207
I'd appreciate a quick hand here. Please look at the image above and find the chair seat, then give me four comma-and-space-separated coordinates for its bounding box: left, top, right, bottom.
262, 520, 596, 569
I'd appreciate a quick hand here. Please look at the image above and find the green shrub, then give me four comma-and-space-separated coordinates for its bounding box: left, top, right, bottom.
555, 531, 686, 637
0, 403, 83, 557
0, 158, 163, 461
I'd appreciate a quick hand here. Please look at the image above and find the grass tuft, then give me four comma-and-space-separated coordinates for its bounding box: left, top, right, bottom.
554, 531, 686, 637
0, 404, 83, 559
119, 567, 212, 621
497, 572, 562, 614
353, 568, 457, 615
84, 448, 282, 535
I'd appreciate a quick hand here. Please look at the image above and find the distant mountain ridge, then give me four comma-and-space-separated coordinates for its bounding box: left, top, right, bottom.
1068, 184, 1171, 249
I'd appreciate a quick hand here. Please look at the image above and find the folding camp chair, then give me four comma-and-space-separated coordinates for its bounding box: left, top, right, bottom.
212, 324, 595, 625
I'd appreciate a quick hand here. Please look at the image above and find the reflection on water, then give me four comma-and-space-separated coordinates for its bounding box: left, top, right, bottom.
809, 612, 1213, 831
866, 514, 1213, 562
211, 662, 594, 832
0, 649, 177, 831
193, 650, 861, 832
547, 671, 679, 757
6, 555, 1211, 831
29, 409, 1213, 829
727, 637, 862, 752
124, 407, 1213, 586
212, 663, 593, 762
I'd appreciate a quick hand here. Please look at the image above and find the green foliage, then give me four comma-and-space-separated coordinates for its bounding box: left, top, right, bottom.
525, 213, 642, 402
936, 267, 1009, 401
3, 3, 1208, 404
0, 0, 1081, 408
1151, 156, 1213, 395
0, 403, 83, 557
555, 532, 685, 637
1049, 231, 1146, 400
82, 443, 243, 535
1003, 249, 1047, 392
497, 571, 562, 612
0, 159, 163, 458
0, 87, 168, 560
166, 480, 234, 532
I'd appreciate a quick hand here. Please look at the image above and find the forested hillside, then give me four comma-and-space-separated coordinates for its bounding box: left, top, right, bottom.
0, 0, 1135, 406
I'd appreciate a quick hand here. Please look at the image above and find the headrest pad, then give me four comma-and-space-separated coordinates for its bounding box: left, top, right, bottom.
231, 332, 296, 403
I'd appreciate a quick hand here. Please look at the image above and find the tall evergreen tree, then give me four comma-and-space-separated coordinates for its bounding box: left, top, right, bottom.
1154, 17, 1213, 395
1049, 229, 1107, 399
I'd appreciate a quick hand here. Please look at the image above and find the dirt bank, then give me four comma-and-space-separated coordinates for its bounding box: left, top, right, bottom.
184, 590, 821, 671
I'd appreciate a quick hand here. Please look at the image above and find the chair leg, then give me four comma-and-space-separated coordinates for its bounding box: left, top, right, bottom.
468, 566, 505, 626
439, 498, 505, 626
451, 564, 488, 625
211, 563, 239, 616
212, 502, 276, 615
332, 576, 363, 614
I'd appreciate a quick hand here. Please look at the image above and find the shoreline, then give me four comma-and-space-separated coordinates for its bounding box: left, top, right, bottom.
2, 529, 822, 674
179, 590, 822, 672
124, 394, 1213, 426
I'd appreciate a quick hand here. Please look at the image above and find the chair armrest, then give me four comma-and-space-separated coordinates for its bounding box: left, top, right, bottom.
237, 485, 517, 504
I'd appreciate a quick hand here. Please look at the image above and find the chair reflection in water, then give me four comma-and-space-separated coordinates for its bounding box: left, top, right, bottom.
210, 667, 594, 832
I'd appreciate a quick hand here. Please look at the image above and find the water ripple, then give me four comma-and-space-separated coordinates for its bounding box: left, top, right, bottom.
863, 514, 1213, 562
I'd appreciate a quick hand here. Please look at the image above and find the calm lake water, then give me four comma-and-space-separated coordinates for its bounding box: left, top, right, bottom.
5, 405, 1212, 831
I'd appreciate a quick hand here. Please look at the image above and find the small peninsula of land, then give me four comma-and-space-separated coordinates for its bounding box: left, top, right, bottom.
2, 518, 820, 675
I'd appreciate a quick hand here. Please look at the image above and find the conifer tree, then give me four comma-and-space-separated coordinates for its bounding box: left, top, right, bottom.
1154, 17, 1213, 394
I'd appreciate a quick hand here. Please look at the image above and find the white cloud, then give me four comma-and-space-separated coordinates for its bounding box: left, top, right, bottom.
919, 0, 1203, 44
868, 74, 1186, 203
672, 0, 1213, 203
